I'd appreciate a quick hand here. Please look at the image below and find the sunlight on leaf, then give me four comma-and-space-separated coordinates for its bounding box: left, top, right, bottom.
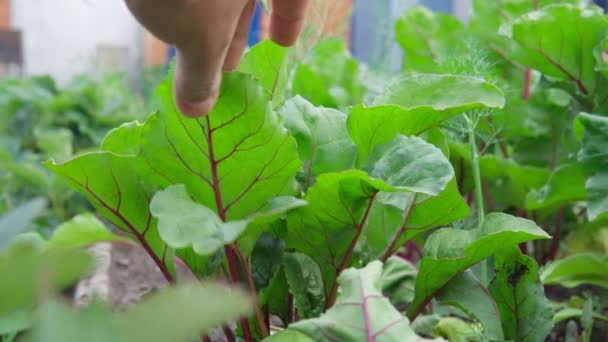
348, 74, 505, 164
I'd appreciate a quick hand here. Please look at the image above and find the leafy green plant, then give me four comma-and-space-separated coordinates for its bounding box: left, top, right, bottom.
2, 0, 608, 341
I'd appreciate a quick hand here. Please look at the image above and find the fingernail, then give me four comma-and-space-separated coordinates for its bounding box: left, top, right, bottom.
176, 95, 217, 118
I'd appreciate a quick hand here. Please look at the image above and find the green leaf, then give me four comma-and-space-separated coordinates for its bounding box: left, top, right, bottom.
239, 40, 288, 108
118, 283, 252, 342
395, 6, 466, 72
45, 153, 166, 260
408, 213, 550, 319
508, 4, 608, 96
436, 272, 504, 341
381, 257, 417, 308
525, 163, 587, 211
362, 180, 467, 259
259, 268, 289, 324
290, 261, 445, 342
554, 307, 608, 324
489, 247, 554, 342
150, 184, 249, 255
362, 135, 454, 196
286, 170, 396, 297
577, 113, 608, 221
435, 317, 484, 342
292, 39, 365, 109
101, 120, 144, 155
0, 309, 32, 335
541, 253, 608, 289
0, 250, 92, 316
451, 143, 552, 210
348, 74, 505, 164
469, 0, 578, 54
35, 128, 73, 161
288, 134, 453, 297
283, 253, 325, 319
262, 329, 314, 342
46, 213, 124, 250
251, 232, 284, 290
139, 71, 300, 221
0, 197, 47, 250
150, 185, 305, 256
29, 283, 252, 342
30, 301, 116, 342
280, 96, 356, 188
3, 162, 49, 190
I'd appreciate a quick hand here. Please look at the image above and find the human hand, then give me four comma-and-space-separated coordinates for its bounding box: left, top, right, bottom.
125, 0, 310, 117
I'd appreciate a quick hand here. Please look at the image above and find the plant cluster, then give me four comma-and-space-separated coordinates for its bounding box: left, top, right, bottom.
1, 1, 607, 341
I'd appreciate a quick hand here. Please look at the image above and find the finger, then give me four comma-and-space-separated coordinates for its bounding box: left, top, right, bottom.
223, 0, 257, 71
269, 0, 310, 46
173, 2, 248, 117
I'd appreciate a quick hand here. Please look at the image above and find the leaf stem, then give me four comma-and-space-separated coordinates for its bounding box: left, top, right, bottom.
523, 68, 532, 101
326, 192, 378, 309
381, 194, 417, 262
545, 207, 564, 263
235, 246, 270, 338
466, 116, 488, 285
223, 245, 253, 341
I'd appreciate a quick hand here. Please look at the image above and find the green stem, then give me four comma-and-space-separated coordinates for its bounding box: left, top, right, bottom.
467, 116, 488, 285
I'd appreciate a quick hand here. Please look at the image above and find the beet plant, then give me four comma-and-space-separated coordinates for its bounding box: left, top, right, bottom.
40, 39, 548, 341
1, 0, 607, 341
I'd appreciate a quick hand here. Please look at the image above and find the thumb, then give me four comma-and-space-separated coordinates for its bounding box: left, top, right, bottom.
173, 48, 223, 118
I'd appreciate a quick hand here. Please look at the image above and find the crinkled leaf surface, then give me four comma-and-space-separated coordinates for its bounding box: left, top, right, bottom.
408, 213, 550, 319
381, 257, 417, 308
435, 317, 485, 342
283, 253, 326, 319
280, 96, 356, 189
577, 113, 608, 221
361, 138, 465, 259
46, 213, 124, 250
436, 272, 504, 341
541, 253, 608, 289
362, 135, 454, 196
290, 261, 445, 342
151, 185, 305, 256
239, 40, 288, 108
292, 39, 365, 109
508, 4, 608, 97
489, 247, 554, 342
348, 74, 505, 164
139, 71, 300, 222
395, 6, 466, 71
45, 153, 166, 259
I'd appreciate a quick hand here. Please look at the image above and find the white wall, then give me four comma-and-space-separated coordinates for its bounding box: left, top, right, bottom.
10, 0, 143, 84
